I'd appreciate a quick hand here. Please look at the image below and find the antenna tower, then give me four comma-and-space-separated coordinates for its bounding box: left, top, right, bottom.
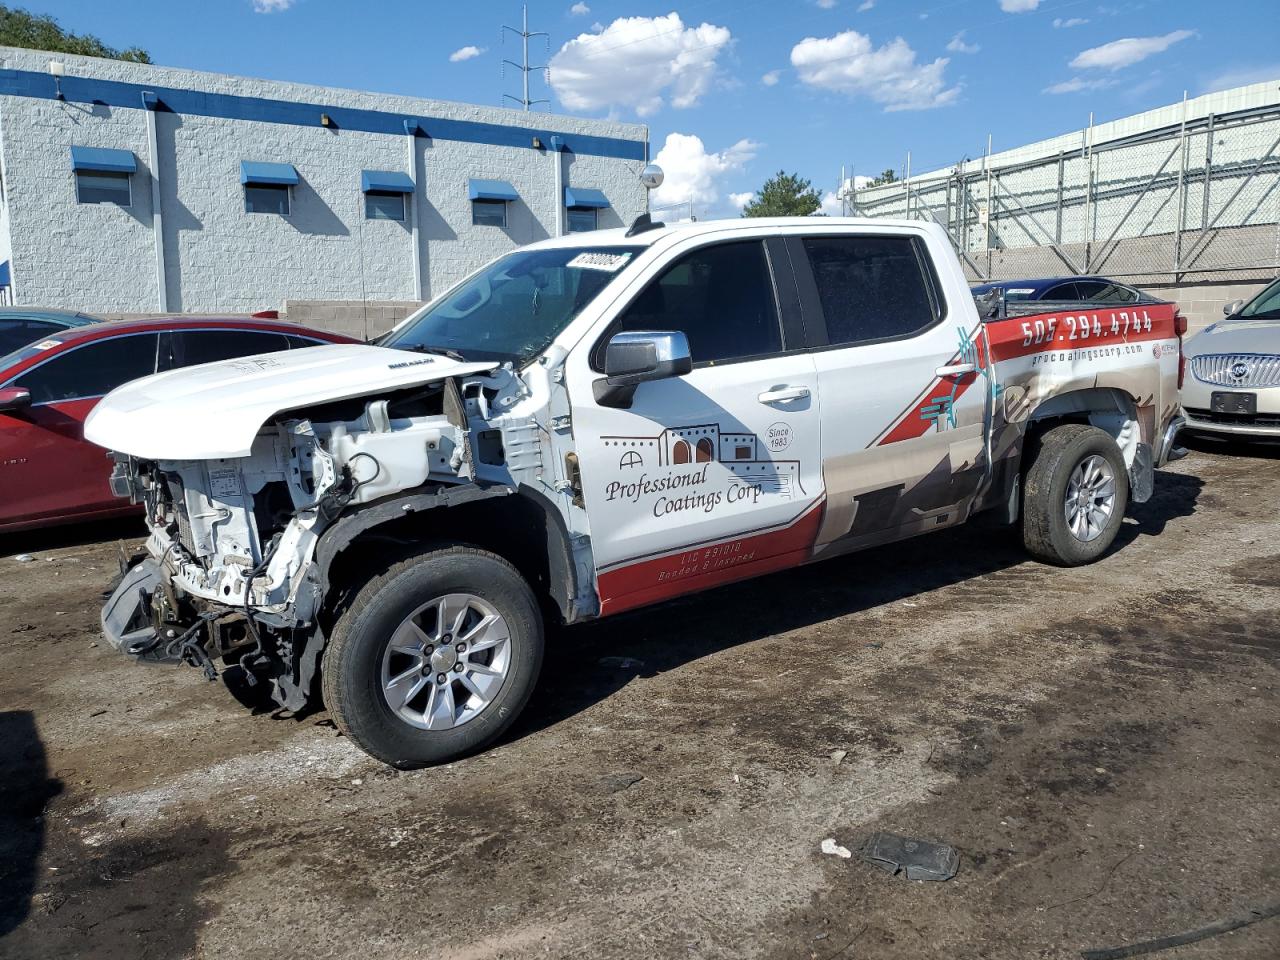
502, 5, 549, 111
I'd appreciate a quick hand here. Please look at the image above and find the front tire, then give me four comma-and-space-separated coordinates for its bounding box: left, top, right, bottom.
321, 546, 544, 768
1021, 424, 1129, 566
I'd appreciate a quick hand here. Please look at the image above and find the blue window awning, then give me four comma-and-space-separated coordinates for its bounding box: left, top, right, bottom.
70, 146, 137, 174
240, 161, 300, 186
564, 187, 610, 209
361, 170, 414, 194
468, 178, 519, 202
0, 261, 9, 287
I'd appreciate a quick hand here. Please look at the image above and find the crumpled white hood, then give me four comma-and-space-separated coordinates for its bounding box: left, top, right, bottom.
85, 343, 496, 460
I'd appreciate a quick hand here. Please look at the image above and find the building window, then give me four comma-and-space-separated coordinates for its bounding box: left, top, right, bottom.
365, 191, 406, 221
245, 184, 290, 215
696, 438, 714, 462
672, 440, 691, 464
567, 206, 597, 233
472, 199, 507, 227
76, 170, 131, 206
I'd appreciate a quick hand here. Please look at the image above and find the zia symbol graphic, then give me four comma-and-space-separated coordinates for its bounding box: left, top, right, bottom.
920, 326, 1004, 430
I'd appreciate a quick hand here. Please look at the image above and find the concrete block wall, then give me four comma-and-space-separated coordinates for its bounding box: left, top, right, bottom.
0, 46, 648, 315
284, 299, 422, 340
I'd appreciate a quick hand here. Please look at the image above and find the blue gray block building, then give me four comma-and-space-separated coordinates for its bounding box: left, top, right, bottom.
0, 46, 649, 318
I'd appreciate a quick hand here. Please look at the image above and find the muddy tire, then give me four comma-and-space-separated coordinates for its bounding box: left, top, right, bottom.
321, 546, 544, 768
1021, 424, 1129, 566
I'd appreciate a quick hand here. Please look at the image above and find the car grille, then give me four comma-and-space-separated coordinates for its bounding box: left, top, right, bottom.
1185, 407, 1280, 428
1190, 353, 1280, 388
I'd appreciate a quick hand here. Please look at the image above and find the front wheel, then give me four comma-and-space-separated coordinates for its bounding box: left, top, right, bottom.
321, 547, 544, 767
1021, 424, 1129, 566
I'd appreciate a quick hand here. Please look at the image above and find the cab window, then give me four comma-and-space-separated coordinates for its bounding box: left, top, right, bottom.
13, 333, 159, 404
802, 236, 942, 348
604, 240, 783, 366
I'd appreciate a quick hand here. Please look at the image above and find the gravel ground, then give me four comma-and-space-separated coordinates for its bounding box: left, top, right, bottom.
1, 437, 1277, 960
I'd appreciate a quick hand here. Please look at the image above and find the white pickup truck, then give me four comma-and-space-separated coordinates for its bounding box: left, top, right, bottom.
90, 217, 1188, 767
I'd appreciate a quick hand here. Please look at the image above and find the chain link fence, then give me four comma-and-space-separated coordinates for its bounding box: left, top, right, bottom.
847, 99, 1280, 287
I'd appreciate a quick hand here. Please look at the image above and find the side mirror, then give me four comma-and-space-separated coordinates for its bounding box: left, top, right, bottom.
594, 331, 692, 408
0, 386, 31, 414
1223, 299, 1245, 317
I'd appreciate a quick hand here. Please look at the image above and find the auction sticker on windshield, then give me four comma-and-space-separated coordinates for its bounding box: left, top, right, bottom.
567, 252, 633, 272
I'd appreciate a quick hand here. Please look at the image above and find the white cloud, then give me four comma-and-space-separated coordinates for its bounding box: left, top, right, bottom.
569, 2, 590, 15
947, 31, 980, 54
1203, 65, 1280, 94
650, 133, 759, 210
858, 0, 875, 10
761, 69, 781, 86
1053, 17, 1089, 28
549, 13, 732, 116
449, 45, 486, 63
1043, 76, 1117, 94
729, 191, 754, 211
999, 0, 1041, 11
790, 30, 960, 111
1070, 30, 1193, 71
816, 0, 838, 8
252, 0, 294, 11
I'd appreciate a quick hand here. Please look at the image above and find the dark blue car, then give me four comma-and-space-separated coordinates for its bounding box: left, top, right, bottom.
970, 276, 1161, 305
0, 307, 101, 355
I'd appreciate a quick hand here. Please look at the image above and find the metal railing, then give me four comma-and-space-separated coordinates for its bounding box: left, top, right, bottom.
846, 100, 1280, 283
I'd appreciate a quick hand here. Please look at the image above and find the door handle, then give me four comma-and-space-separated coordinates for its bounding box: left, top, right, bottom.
935, 362, 976, 378
758, 385, 810, 404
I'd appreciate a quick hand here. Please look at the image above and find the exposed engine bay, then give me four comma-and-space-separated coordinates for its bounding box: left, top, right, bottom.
101, 364, 542, 708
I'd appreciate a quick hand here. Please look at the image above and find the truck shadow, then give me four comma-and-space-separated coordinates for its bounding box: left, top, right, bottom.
0, 711, 62, 939
0, 515, 146, 560
510, 470, 1204, 743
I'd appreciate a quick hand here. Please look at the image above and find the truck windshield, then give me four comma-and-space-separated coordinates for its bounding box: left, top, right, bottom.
382, 245, 645, 364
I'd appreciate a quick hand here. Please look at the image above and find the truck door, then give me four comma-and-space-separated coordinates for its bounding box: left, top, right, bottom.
791, 232, 989, 555
565, 238, 824, 616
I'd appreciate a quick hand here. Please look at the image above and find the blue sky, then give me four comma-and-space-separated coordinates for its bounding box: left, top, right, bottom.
26, 0, 1280, 216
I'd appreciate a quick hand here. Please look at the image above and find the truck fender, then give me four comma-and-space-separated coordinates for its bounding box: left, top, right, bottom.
313, 482, 583, 625
1022, 387, 1153, 503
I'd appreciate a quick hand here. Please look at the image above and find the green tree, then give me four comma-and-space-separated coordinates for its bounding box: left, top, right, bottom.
0, 4, 151, 63
869, 168, 898, 187
740, 171, 822, 218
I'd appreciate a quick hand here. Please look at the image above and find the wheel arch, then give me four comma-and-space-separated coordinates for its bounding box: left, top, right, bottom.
1025, 387, 1143, 470
315, 483, 580, 630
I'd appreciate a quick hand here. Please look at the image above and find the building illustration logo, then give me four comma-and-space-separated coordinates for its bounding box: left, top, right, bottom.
601, 422, 804, 500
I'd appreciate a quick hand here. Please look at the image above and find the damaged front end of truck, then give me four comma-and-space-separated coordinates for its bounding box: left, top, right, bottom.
92, 343, 532, 710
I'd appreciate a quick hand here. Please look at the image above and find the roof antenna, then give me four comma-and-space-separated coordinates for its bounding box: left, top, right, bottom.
625, 212, 664, 237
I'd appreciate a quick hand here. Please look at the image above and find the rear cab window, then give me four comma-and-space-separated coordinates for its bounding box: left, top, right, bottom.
799, 234, 945, 348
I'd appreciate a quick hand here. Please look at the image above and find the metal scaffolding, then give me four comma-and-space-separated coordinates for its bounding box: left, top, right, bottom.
846, 96, 1280, 283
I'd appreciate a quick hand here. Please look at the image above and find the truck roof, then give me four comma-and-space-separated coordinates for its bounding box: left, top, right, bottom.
529, 216, 924, 249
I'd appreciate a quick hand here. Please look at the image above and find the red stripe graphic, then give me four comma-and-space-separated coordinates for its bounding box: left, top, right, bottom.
597, 500, 826, 616
985, 303, 1178, 363
875, 304, 1179, 447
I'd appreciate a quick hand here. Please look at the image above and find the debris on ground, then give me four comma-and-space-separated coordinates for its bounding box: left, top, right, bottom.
820, 838, 852, 859
15, 553, 35, 562
829, 749, 848, 766
599, 656, 645, 669
1080, 901, 1280, 960
861, 831, 959, 881
597, 772, 644, 794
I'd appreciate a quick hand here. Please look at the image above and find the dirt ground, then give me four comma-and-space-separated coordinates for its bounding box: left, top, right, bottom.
1, 437, 1277, 960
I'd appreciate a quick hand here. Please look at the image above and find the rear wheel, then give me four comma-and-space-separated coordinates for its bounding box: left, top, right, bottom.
321, 546, 544, 767
1021, 424, 1129, 566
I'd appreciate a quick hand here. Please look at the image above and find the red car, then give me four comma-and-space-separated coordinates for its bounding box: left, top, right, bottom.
0, 317, 357, 533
